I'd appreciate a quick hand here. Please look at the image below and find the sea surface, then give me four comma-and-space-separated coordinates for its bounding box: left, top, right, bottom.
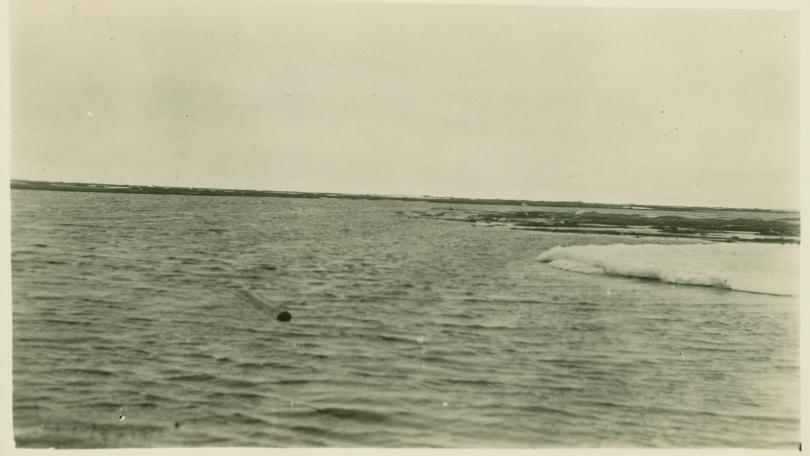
11, 189, 800, 448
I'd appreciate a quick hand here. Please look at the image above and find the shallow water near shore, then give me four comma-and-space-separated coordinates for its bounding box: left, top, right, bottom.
11, 189, 799, 448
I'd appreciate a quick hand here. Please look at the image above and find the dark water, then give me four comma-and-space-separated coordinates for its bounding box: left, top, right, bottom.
11, 190, 799, 448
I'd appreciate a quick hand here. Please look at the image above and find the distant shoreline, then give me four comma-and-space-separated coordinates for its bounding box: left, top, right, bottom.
9, 179, 796, 214
406, 206, 800, 244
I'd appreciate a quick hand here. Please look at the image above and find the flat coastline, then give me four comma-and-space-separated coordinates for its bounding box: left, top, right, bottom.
11, 179, 799, 244
408, 207, 800, 244
9, 179, 793, 211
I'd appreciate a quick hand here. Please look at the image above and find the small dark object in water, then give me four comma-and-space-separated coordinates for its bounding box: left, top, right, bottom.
277, 311, 292, 322
174, 421, 181, 429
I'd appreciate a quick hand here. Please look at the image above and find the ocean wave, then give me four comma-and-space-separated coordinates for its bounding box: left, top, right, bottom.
538, 243, 799, 296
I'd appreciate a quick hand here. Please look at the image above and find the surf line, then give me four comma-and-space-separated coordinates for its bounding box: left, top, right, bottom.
235, 286, 293, 322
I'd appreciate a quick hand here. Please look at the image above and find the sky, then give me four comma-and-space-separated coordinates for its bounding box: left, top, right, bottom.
9, 0, 800, 209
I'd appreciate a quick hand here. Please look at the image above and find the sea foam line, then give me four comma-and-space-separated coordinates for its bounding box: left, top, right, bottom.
538, 243, 799, 296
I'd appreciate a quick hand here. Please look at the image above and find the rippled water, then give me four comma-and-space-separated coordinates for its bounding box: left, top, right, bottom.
11, 190, 799, 448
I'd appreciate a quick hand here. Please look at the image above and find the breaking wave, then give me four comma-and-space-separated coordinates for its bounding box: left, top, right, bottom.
538, 243, 799, 296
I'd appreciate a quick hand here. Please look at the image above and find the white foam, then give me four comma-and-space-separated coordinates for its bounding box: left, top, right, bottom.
538, 242, 799, 296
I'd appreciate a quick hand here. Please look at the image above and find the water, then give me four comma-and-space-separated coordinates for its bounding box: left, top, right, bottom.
11, 189, 799, 448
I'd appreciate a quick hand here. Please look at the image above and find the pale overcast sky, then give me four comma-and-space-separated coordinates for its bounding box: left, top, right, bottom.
10, 1, 799, 209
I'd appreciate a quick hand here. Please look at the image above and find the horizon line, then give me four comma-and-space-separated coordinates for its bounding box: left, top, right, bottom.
9, 178, 799, 213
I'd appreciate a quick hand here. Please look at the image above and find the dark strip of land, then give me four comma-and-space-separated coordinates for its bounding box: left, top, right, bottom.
406, 207, 800, 244
9, 179, 796, 214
